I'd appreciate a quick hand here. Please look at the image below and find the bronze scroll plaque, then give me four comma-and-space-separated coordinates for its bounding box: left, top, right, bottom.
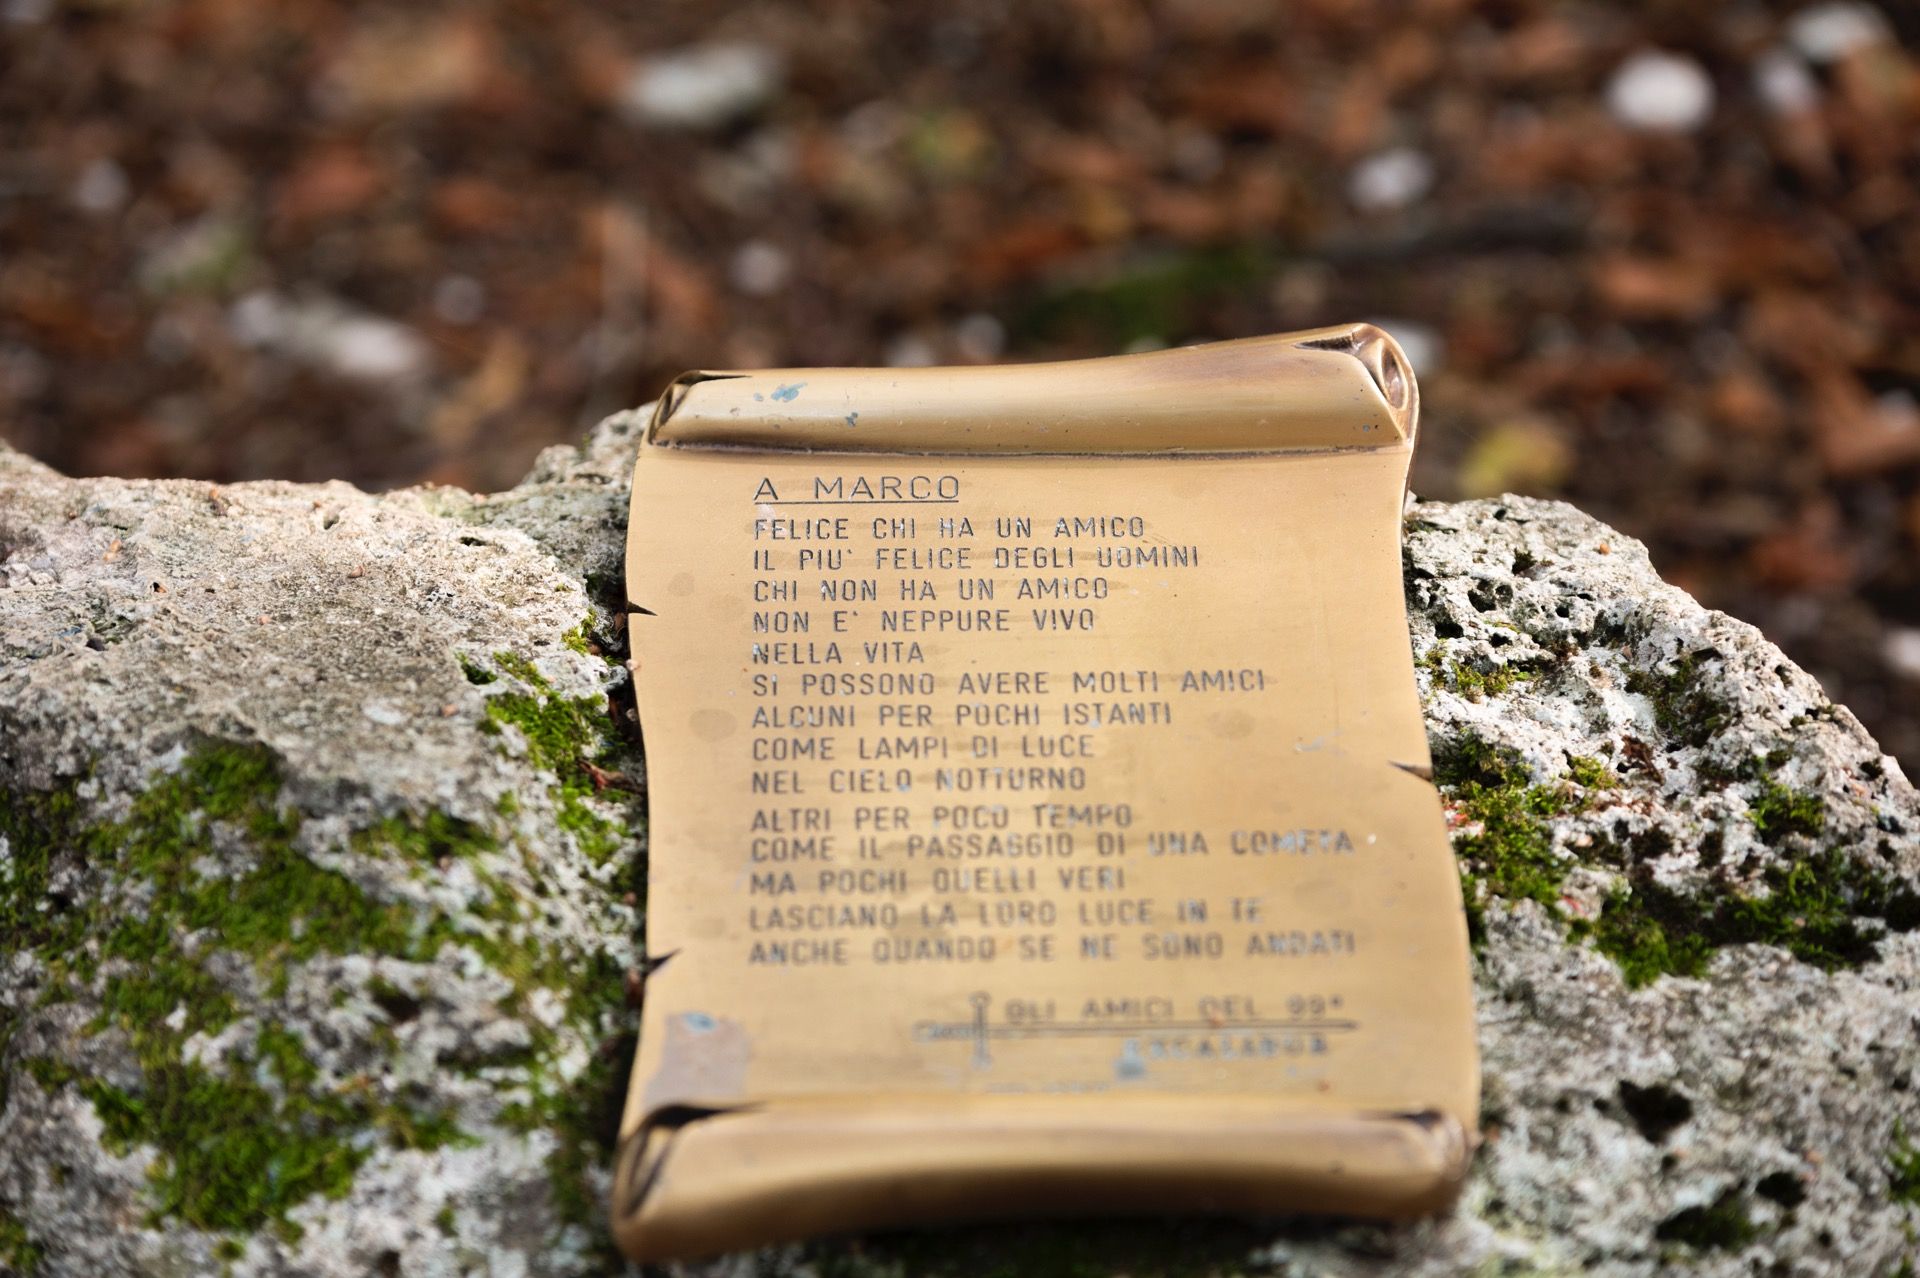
614, 324, 1479, 1261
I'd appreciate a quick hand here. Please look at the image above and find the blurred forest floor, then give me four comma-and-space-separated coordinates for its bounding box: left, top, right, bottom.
3, 0, 1919, 769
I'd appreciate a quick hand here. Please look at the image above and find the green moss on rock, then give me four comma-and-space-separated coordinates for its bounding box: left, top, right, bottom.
1418, 647, 1544, 703
106, 748, 433, 971
512, 996, 632, 1268
1447, 660, 1539, 702
1654, 1188, 1757, 1251
0, 1206, 43, 1275
1626, 654, 1730, 749
1575, 882, 1715, 986
83, 1025, 459, 1235
0, 745, 480, 1235
1438, 729, 1918, 987
474, 648, 627, 865
1748, 779, 1827, 843
1566, 755, 1620, 792
2, 649, 639, 1248
459, 656, 497, 685
352, 808, 496, 865
561, 616, 600, 657
0, 784, 87, 958
1889, 1123, 1920, 1205
1575, 850, 1920, 988
1437, 735, 1584, 944
462, 642, 644, 1247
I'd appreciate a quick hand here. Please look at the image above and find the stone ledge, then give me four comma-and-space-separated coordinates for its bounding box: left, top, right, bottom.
0, 414, 1915, 1278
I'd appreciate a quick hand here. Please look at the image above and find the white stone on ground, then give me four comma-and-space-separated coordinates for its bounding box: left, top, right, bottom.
620, 42, 783, 131
1349, 146, 1434, 212
1787, 3, 1892, 64
1607, 50, 1716, 132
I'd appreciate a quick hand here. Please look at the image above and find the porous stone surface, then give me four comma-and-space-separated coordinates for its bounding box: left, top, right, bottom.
0, 415, 649, 1278
2, 414, 1917, 1278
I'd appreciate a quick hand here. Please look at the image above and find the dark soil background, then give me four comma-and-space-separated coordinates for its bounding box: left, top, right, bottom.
3, 0, 1918, 769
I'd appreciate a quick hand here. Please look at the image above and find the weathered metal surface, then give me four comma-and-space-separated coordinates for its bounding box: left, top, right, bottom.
615, 324, 1477, 1261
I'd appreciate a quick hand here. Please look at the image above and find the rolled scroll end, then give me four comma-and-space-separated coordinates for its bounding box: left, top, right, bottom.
646, 324, 1420, 455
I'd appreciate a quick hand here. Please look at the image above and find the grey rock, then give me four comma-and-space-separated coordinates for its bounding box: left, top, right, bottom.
2, 416, 1916, 1278
1399, 499, 1920, 1277
0, 427, 649, 1278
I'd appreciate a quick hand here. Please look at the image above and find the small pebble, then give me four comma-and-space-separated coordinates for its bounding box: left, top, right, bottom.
230, 291, 429, 383
1606, 50, 1715, 132
1886, 628, 1920, 682
1753, 48, 1819, 115
1787, 2, 1890, 64
621, 43, 782, 131
1349, 147, 1434, 212
72, 158, 128, 215
326, 315, 429, 381
728, 240, 790, 297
